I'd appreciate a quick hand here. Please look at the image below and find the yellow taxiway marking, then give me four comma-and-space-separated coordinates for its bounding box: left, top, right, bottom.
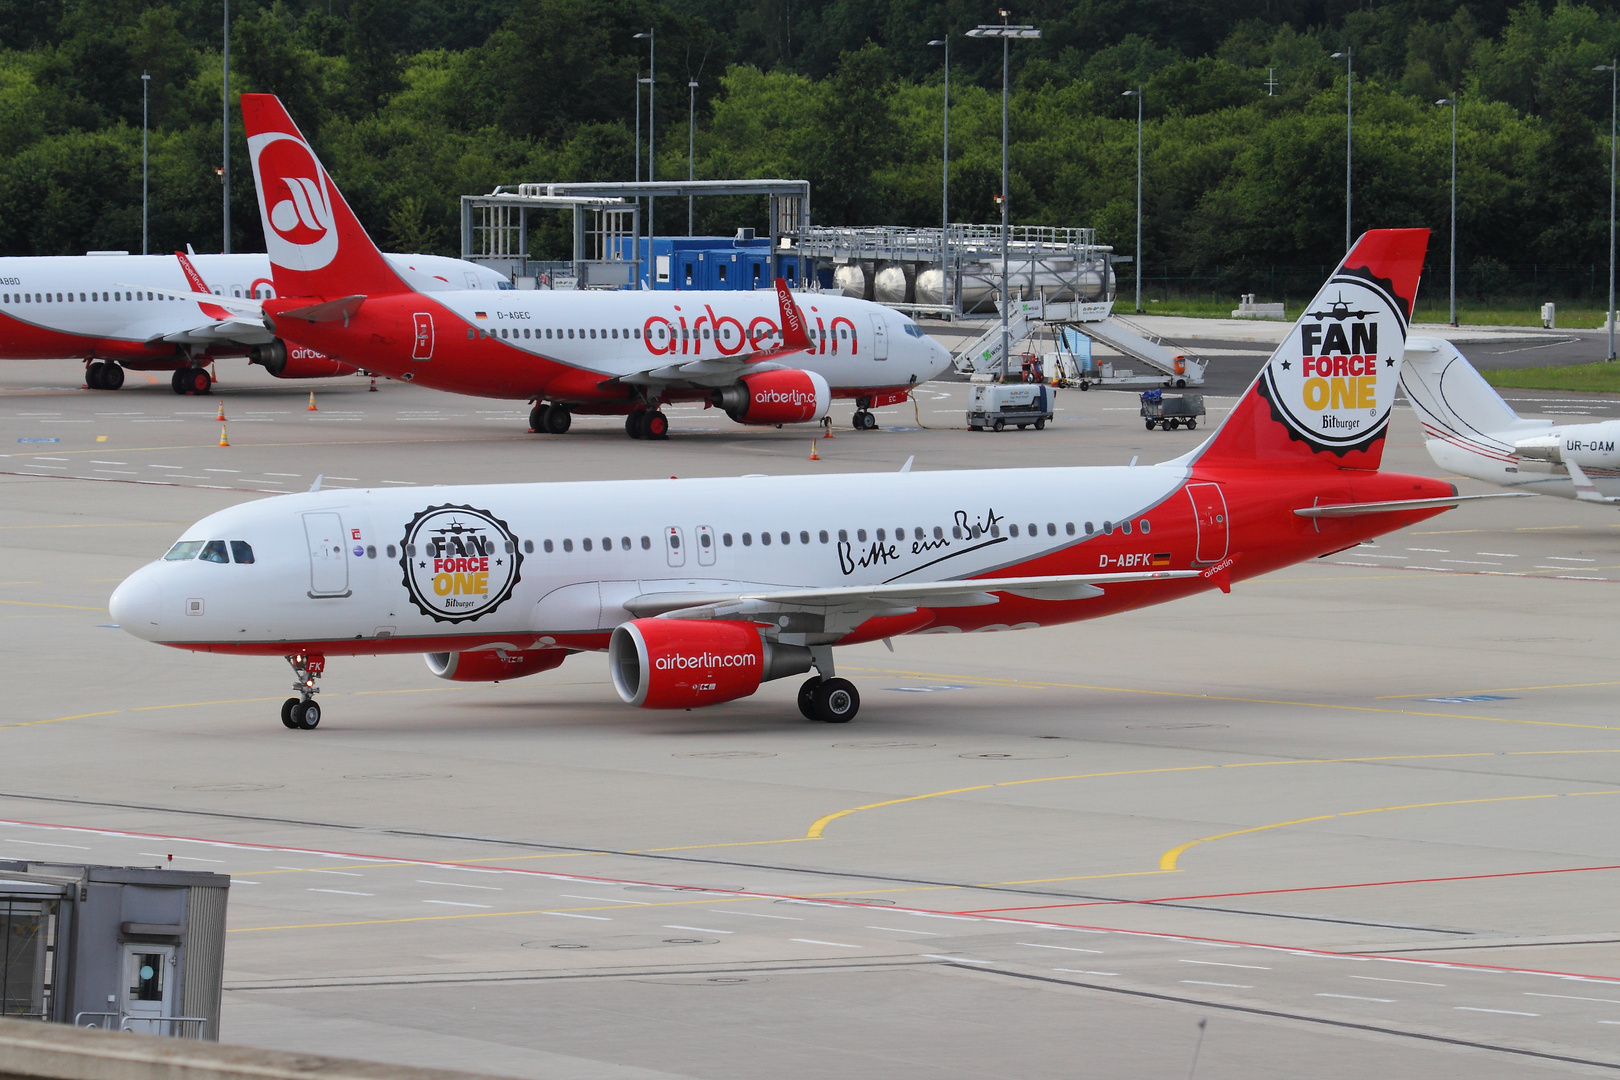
1377, 680, 1620, 699
0, 710, 123, 731
842, 665, 1620, 731
1160, 790, 1620, 872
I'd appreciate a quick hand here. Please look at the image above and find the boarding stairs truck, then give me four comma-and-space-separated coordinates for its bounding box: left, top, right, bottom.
952, 297, 1207, 388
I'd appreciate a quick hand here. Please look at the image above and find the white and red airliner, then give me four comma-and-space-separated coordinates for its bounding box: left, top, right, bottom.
0, 250, 507, 394
110, 229, 1485, 729
225, 94, 951, 439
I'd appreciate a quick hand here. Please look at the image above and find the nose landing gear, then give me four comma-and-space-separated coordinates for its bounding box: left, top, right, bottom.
280, 652, 325, 729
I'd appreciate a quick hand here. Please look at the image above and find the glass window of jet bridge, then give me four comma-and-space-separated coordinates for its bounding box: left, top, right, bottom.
198, 540, 229, 564
230, 541, 255, 564
163, 540, 205, 561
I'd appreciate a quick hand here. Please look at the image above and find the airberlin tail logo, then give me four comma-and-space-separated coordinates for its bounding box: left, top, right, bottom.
248, 131, 338, 272
1259, 268, 1409, 456
400, 504, 522, 623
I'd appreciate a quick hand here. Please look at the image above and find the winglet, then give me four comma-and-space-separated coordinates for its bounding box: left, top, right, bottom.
173, 252, 232, 321
774, 278, 812, 353
308, 474, 323, 492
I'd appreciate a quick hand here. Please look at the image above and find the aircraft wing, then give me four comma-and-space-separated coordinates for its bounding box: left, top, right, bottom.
156, 319, 276, 346
607, 277, 815, 390
624, 570, 1201, 638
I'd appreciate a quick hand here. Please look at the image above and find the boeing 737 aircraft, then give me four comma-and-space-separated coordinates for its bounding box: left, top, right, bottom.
1402, 338, 1620, 504
111, 229, 1495, 730
230, 94, 951, 438
0, 250, 508, 394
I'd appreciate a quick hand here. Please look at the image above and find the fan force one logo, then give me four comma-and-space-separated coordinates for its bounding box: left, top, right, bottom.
1261, 271, 1406, 455
400, 505, 522, 623
247, 131, 338, 271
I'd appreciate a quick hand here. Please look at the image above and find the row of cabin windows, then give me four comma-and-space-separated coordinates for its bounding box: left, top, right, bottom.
4, 288, 271, 304
374, 520, 1150, 560
473, 325, 848, 345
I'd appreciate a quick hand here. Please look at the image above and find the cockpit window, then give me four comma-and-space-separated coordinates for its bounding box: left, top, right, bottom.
163, 540, 205, 561
230, 541, 255, 564
198, 540, 229, 563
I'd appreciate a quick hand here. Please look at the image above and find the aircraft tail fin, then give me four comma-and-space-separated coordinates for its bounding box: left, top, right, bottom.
1189, 228, 1429, 473
1399, 337, 1547, 455
238, 93, 409, 300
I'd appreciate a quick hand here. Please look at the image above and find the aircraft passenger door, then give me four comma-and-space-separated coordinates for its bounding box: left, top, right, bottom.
664, 526, 686, 568
303, 512, 351, 597
695, 525, 716, 567
1185, 483, 1229, 564
120, 945, 175, 1035
871, 315, 889, 359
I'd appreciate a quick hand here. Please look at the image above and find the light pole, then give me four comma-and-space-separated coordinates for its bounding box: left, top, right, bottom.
1598, 60, 1617, 360
1123, 87, 1143, 313
142, 72, 150, 256
222, 0, 231, 253
634, 29, 655, 257
1437, 96, 1458, 326
688, 79, 698, 235
1331, 47, 1352, 251
928, 37, 949, 308
634, 69, 641, 182
967, 11, 1041, 380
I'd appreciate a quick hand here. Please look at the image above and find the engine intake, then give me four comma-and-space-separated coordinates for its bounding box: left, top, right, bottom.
608, 618, 812, 709
250, 338, 358, 379
424, 648, 568, 682
711, 369, 830, 425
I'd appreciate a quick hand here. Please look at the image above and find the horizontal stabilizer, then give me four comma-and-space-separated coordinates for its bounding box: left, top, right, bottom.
1293, 493, 1528, 518
277, 295, 366, 323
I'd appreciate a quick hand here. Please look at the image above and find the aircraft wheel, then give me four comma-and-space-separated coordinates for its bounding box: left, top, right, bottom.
992, 418, 1005, 432
813, 678, 859, 723
281, 698, 300, 729
625, 409, 645, 439
529, 403, 549, 432
184, 368, 210, 395
86, 362, 105, 389
1034, 417, 1046, 430
293, 700, 321, 730
864, 411, 880, 430
102, 363, 124, 389
644, 411, 669, 439
797, 677, 821, 721
545, 405, 571, 435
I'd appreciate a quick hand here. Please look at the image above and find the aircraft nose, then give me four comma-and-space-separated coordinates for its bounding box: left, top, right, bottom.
109, 567, 162, 641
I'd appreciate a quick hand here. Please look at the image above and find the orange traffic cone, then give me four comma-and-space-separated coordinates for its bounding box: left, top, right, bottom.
809, 440, 820, 461
216, 400, 226, 421
218, 424, 229, 447
823, 416, 834, 439
307, 391, 317, 412
368, 377, 377, 392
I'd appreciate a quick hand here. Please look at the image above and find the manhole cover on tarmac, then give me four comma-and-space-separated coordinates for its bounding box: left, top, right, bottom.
662, 937, 714, 945
958, 751, 1069, 760
624, 885, 745, 894
672, 751, 775, 759
1124, 723, 1229, 731
179, 782, 283, 792
519, 942, 588, 950
821, 898, 896, 906
833, 741, 936, 749
342, 772, 451, 780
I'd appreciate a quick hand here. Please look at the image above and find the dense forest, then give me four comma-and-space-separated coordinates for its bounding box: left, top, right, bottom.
4, 0, 1620, 300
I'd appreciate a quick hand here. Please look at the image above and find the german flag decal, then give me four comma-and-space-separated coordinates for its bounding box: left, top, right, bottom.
1151, 552, 1172, 566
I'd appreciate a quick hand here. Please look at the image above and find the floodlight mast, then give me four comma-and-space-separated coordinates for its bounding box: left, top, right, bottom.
1436, 96, 1458, 327
1599, 61, 1618, 360
1331, 48, 1352, 252
928, 37, 949, 308
967, 12, 1041, 381
1123, 88, 1142, 314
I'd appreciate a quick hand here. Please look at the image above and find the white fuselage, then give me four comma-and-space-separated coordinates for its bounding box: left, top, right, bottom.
111, 467, 1189, 651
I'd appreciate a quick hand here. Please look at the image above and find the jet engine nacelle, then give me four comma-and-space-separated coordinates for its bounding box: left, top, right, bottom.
711, 369, 830, 425
424, 648, 569, 682
249, 338, 359, 379
608, 618, 813, 709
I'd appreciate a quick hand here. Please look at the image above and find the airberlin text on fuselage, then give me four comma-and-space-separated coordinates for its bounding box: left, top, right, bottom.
1301, 320, 1379, 413
641, 304, 857, 357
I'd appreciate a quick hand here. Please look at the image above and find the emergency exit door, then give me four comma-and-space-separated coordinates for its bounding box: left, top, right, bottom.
1185, 483, 1229, 563
303, 512, 350, 597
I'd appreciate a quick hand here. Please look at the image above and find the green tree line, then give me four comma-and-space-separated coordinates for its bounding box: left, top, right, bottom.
3, 0, 1620, 299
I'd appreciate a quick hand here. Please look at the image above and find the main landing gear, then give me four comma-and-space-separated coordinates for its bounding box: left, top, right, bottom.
625, 407, 669, 440
529, 402, 572, 435
280, 652, 324, 730
85, 361, 125, 390
171, 366, 211, 396
797, 676, 860, 723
